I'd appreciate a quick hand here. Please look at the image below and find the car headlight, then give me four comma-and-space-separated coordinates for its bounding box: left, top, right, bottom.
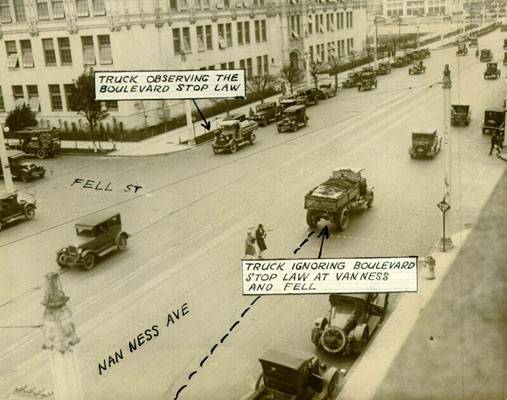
61, 247, 67, 252
77, 248, 83, 254
321, 327, 347, 353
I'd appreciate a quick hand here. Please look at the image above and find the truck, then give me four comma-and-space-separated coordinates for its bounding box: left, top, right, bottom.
451, 104, 471, 126
211, 116, 258, 154
8, 128, 60, 159
249, 102, 280, 127
304, 168, 374, 231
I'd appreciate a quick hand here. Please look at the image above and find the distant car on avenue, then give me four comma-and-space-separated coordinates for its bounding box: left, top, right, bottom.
375, 61, 391, 75
480, 48, 493, 62
311, 293, 389, 355
451, 104, 471, 126
357, 71, 377, 91
318, 83, 336, 99
456, 42, 468, 56
341, 72, 361, 88
0, 150, 45, 182
409, 129, 442, 159
296, 87, 320, 106
277, 105, 308, 133
240, 349, 340, 400
408, 61, 426, 75
56, 213, 129, 270
484, 62, 500, 79
249, 102, 280, 127
10, 128, 60, 159
0, 192, 36, 231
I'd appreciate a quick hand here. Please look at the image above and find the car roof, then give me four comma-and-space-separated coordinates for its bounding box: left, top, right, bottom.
485, 107, 505, 113
412, 129, 437, 134
330, 293, 370, 302
259, 349, 313, 370
333, 167, 363, 175
75, 213, 121, 228
219, 120, 240, 127
451, 103, 470, 107
285, 105, 305, 112
257, 102, 275, 106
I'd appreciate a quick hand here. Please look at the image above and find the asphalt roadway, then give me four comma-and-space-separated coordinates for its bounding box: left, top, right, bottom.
0, 30, 506, 400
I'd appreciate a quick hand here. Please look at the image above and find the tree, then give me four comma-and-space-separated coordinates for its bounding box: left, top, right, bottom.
280, 65, 301, 94
309, 61, 326, 89
67, 70, 108, 145
246, 74, 276, 103
5, 103, 37, 133
326, 55, 345, 95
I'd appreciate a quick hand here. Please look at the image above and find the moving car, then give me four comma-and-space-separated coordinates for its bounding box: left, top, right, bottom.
482, 108, 505, 135
357, 71, 377, 91
480, 48, 493, 62
468, 36, 478, 47
457, 42, 468, 56
56, 213, 129, 270
277, 105, 308, 133
276, 97, 300, 120
311, 293, 389, 355
296, 87, 320, 106
304, 167, 374, 230
249, 102, 280, 127
240, 349, 339, 400
318, 83, 336, 99
0, 192, 36, 231
10, 128, 60, 159
451, 104, 471, 126
341, 72, 361, 88
392, 55, 409, 68
409, 129, 442, 159
504, 52, 507, 66
212, 118, 258, 154
375, 61, 391, 75
504, 38, 507, 50
408, 61, 426, 75
0, 150, 45, 182
484, 62, 500, 79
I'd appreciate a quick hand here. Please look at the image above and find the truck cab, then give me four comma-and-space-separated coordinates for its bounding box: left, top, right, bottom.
451, 104, 471, 126
482, 108, 505, 135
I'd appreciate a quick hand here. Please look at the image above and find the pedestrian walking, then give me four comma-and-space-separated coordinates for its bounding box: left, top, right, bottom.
489, 133, 500, 155
244, 230, 256, 259
255, 224, 267, 259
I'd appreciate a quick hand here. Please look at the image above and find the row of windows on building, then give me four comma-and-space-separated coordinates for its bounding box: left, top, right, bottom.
385, 6, 446, 15
0, 84, 117, 113
198, 54, 270, 77
3, 34, 112, 69
172, 19, 267, 54
288, 10, 354, 39
309, 37, 354, 62
0, 0, 266, 23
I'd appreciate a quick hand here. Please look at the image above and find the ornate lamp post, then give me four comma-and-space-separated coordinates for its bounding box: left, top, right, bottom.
0, 123, 14, 194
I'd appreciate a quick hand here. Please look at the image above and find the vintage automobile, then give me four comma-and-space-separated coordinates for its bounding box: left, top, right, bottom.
249, 102, 280, 127
409, 129, 442, 159
56, 213, 129, 270
318, 83, 336, 99
408, 61, 426, 75
391, 55, 409, 68
240, 349, 339, 400
504, 52, 507, 66
504, 38, 507, 50
0, 150, 46, 182
420, 48, 431, 58
341, 72, 361, 88
375, 61, 391, 75
276, 97, 299, 120
484, 62, 501, 79
0, 192, 36, 231
277, 105, 308, 133
311, 293, 389, 355
451, 104, 471, 126
212, 119, 258, 153
468, 36, 478, 47
10, 128, 60, 159
305, 168, 374, 230
296, 87, 320, 106
482, 108, 505, 135
357, 71, 377, 91
456, 42, 468, 56
480, 48, 493, 62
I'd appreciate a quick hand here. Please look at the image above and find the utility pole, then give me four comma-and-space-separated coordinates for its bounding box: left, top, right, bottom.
0, 123, 14, 194
184, 99, 194, 143
373, 16, 378, 69
303, 3, 311, 86
41, 272, 84, 400
439, 65, 454, 251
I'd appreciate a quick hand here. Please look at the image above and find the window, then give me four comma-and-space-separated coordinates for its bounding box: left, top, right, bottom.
208, 65, 215, 69
205, 25, 212, 49
0, 0, 11, 23
228, 61, 234, 69
20, 40, 34, 67
263, 54, 268, 75
12, 85, 24, 107
173, 28, 182, 53
37, 0, 49, 20
52, 0, 64, 18
58, 37, 72, 65
237, 21, 244, 45
223, 0, 229, 7
254, 20, 260, 42
349, 11, 353, 28
220, 62, 227, 69
76, 0, 89, 17
27, 85, 40, 112
261, 20, 266, 41
105, 100, 118, 111
64, 84, 77, 111
246, 58, 252, 78
5, 41, 18, 68
309, 45, 314, 61
98, 34, 112, 64
225, 23, 232, 47
217, 24, 225, 49
49, 84, 63, 111
182, 27, 191, 53
13, 0, 25, 22
0, 87, 5, 112
239, 59, 245, 70
202, 0, 209, 8
169, 0, 177, 11
308, 15, 312, 34
179, 0, 188, 10
197, 26, 205, 51
244, 21, 250, 44
194, 0, 201, 8
326, 14, 330, 31
92, 0, 106, 15
81, 36, 96, 65
42, 38, 57, 66
256, 55, 262, 75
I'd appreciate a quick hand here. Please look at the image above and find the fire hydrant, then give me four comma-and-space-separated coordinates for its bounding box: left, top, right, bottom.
424, 256, 436, 280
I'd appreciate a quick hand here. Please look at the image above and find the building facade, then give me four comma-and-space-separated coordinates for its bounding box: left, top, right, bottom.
0, 0, 367, 130
382, 0, 465, 17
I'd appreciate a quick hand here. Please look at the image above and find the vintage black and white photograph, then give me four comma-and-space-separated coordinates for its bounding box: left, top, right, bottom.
0, 0, 505, 399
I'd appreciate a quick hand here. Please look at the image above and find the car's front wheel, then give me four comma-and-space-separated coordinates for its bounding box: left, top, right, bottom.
337, 207, 350, 231
56, 252, 68, 268
36, 149, 47, 159
82, 253, 96, 270
229, 142, 238, 153
117, 235, 128, 251
249, 133, 256, 145
24, 205, 35, 220
20, 172, 30, 183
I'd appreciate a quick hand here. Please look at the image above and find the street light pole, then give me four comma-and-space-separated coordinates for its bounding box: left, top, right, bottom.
0, 123, 14, 194
373, 16, 378, 69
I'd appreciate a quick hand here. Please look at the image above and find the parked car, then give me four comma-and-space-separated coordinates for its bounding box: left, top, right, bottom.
457, 42, 468, 56
0, 150, 45, 182
451, 104, 471, 126
296, 87, 320, 106
249, 102, 280, 127
276, 97, 300, 120
480, 48, 493, 62
10, 128, 60, 159
408, 61, 426, 75
468, 36, 478, 46
240, 349, 339, 400
311, 293, 389, 354
392, 55, 409, 68
504, 52, 507, 66
409, 129, 442, 159
484, 62, 500, 79
212, 119, 258, 153
277, 105, 308, 133
341, 72, 361, 88
482, 108, 505, 135
504, 38, 507, 49
56, 213, 129, 270
357, 71, 377, 91
0, 192, 36, 231
318, 83, 336, 99
375, 61, 391, 75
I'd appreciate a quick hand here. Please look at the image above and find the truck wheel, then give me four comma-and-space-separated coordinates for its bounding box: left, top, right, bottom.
249, 133, 256, 145
82, 253, 96, 270
56, 252, 68, 268
367, 193, 374, 208
36, 149, 47, 159
230, 142, 238, 153
212, 147, 219, 154
24, 205, 35, 220
20, 172, 30, 183
117, 235, 128, 251
306, 210, 318, 228
337, 207, 350, 231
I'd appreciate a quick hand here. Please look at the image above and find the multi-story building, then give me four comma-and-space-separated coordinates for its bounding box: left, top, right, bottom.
0, 0, 367, 130
382, 0, 465, 17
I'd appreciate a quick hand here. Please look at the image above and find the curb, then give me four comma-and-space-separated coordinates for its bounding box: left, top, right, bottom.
106, 146, 194, 158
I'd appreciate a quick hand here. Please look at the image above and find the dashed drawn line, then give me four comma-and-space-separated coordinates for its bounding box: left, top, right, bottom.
293, 231, 316, 254
173, 295, 261, 399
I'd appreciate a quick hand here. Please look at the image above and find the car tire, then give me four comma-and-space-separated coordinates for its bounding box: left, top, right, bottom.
230, 142, 238, 153
56, 252, 68, 268
24, 205, 35, 220
249, 133, 256, 145
212, 147, 219, 155
367, 193, 374, 208
306, 210, 318, 228
36, 149, 47, 159
277, 127, 282, 133
117, 235, 128, 251
82, 253, 96, 270
20, 172, 30, 183
337, 207, 350, 231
